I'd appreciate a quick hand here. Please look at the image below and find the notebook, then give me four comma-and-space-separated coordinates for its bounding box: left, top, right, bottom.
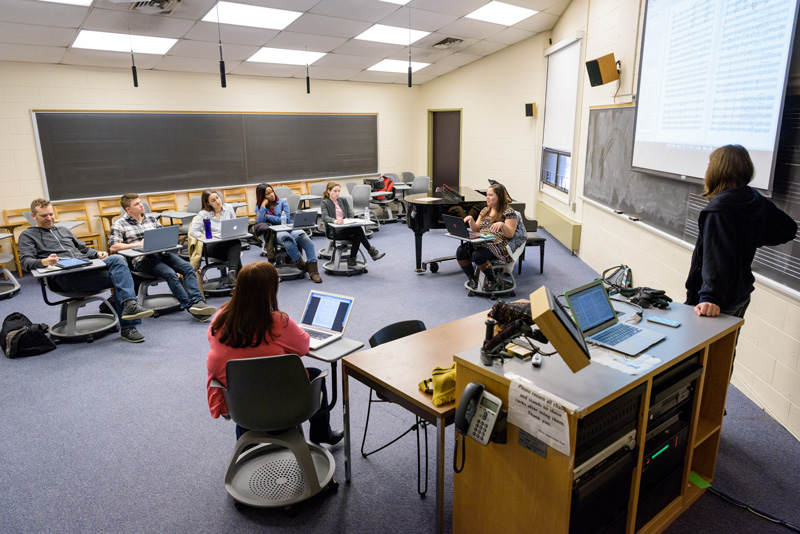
220, 217, 249, 239
299, 290, 355, 350
442, 214, 491, 240
564, 280, 665, 356
132, 225, 180, 253
290, 210, 318, 228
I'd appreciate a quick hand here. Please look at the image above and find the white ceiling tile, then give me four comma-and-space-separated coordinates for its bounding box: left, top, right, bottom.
61, 48, 161, 69
240, 0, 320, 11
82, 7, 196, 38
0, 42, 65, 63
436, 52, 482, 67
514, 12, 558, 33
386, 46, 453, 63
484, 26, 535, 46
332, 39, 404, 58
286, 13, 372, 39
462, 40, 508, 56
230, 61, 304, 78
416, 62, 460, 76
500, 0, 563, 11
0, 21, 77, 47
0, 0, 87, 26
347, 70, 404, 83
264, 31, 347, 53
183, 21, 279, 46
310, 0, 398, 23
438, 18, 505, 41
407, 0, 487, 17
92, 0, 218, 21
413, 33, 478, 51
313, 53, 378, 70
155, 55, 239, 74
168, 40, 259, 61
378, 7, 459, 32
543, 0, 571, 16
294, 66, 362, 81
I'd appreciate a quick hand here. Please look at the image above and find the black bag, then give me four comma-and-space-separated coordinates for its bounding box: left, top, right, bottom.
1, 312, 57, 359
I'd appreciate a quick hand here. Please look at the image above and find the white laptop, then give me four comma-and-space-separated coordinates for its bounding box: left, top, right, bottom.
132, 225, 180, 253
220, 217, 249, 239
299, 290, 355, 350
564, 280, 665, 356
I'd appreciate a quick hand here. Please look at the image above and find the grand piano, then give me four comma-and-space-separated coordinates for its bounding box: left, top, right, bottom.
405, 185, 487, 272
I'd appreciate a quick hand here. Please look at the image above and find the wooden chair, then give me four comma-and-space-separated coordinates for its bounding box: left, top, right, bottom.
222, 187, 255, 220
146, 193, 179, 225
0, 208, 30, 276
52, 202, 103, 251
97, 199, 121, 244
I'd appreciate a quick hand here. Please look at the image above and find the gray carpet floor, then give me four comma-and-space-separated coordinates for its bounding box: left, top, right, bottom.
1, 221, 797, 533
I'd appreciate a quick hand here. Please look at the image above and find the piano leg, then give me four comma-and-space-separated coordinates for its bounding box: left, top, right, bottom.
415, 232, 425, 272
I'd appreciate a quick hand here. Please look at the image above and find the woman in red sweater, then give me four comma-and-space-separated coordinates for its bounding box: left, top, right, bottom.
205, 261, 342, 444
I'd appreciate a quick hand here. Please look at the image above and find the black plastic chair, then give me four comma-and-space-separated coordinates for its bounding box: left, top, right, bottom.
517, 211, 546, 274
361, 320, 429, 495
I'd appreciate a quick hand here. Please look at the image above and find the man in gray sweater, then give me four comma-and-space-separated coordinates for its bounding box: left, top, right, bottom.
18, 198, 154, 343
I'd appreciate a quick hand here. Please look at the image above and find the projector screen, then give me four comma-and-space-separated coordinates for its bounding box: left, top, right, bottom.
632, 0, 799, 189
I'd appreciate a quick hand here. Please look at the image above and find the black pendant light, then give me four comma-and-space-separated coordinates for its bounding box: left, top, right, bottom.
129, 31, 138, 87
217, 4, 226, 88
407, 7, 412, 87
306, 46, 311, 94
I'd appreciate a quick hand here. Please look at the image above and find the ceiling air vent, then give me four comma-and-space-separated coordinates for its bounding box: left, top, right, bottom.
432, 37, 463, 50
122, 0, 182, 15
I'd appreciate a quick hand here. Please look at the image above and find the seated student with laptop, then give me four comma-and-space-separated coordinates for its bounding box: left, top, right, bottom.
206, 261, 343, 445
320, 181, 385, 268
18, 198, 155, 343
188, 189, 244, 287
455, 182, 517, 292
110, 193, 216, 322
250, 183, 322, 283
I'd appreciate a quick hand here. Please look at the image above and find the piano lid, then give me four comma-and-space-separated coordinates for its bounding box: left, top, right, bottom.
405, 185, 486, 205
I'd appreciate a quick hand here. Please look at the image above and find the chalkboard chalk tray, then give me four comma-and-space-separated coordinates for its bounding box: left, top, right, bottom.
32, 111, 378, 202
583, 104, 799, 293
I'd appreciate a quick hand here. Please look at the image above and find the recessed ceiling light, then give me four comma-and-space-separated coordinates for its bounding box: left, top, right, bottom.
368, 59, 430, 73
355, 24, 430, 46
378, 0, 411, 4
36, 0, 93, 5
202, 1, 302, 30
72, 30, 177, 55
466, 1, 537, 26
248, 48, 326, 66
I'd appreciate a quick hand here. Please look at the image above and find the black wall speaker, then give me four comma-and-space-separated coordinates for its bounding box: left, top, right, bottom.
586, 53, 619, 87
525, 103, 536, 117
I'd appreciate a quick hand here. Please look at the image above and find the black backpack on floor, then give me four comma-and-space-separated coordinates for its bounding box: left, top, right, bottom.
1, 312, 57, 359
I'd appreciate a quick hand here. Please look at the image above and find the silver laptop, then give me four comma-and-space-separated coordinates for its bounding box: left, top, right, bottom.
132, 225, 180, 253
220, 217, 249, 239
564, 280, 665, 356
299, 290, 355, 350
291, 210, 318, 228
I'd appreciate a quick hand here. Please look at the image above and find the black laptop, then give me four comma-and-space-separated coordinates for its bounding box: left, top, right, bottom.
442, 214, 490, 240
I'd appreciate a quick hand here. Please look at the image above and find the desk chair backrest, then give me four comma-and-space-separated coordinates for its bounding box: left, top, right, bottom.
146, 193, 177, 212
272, 186, 293, 200
286, 194, 301, 215
222, 355, 323, 431
401, 172, 415, 183
186, 195, 202, 214
345, 182, 356, 194
309, 183, 326, 210
369, 320, 426, 348
409, 176, 430, 195
351, 184, 371, 213
508, 211, 527, 253
21, 210, 35, 226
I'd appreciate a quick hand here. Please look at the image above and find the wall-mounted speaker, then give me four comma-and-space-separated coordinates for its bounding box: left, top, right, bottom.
525, 103, 536, 117
586, 53, 619, 87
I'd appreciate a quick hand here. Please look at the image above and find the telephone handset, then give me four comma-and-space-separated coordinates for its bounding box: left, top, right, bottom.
453, 382, 503, 473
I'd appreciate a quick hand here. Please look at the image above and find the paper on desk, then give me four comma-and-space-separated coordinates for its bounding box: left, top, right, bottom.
506, 374, 574, 457
588, 345, 661, 375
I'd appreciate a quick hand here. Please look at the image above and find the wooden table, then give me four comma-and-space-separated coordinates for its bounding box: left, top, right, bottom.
342, 308, 493, 534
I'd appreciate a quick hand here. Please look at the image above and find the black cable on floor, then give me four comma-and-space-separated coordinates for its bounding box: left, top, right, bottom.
708, 486, 800, 532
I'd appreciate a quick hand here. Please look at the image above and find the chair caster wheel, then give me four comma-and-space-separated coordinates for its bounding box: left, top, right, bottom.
490, 295, 497, 301
327, 480, 339, 493
152, 311, 160, 318
429, 262, 439, 273
233, 501, 246, 512
468, 291, 475, 297
86, 335, 94, 343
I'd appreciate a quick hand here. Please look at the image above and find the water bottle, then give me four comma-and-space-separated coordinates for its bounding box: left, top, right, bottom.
280, 211, 287, 227
364, 206, 370, 221
203, 217, 212, 239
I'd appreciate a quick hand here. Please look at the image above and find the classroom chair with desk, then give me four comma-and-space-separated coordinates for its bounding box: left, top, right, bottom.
0, 208, 28, 277
465, 210, 527, 299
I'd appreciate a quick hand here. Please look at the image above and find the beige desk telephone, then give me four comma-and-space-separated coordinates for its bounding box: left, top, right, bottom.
453, 382, 503, 473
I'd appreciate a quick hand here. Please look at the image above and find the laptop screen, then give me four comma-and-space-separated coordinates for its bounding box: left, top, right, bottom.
566, 282, 616, 333
300, 291, 354, 333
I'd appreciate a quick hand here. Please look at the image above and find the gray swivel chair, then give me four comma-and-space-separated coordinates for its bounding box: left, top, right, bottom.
322, 194, 367, 275
350, 184, 377, 237
361, 320, 429, 495
307, 182, 327, 236
369, 174, 399, 223
409, 175, 430, 195
286, 194, 301, 215
179, 196, 202, 237
401, 171, 415, 183
467, 211, 527, 300
345, 181, 356, 194
0, 234, 21, 298
272, 185, 293, 200
38, 277, 119, 343
209, 355, 337, 509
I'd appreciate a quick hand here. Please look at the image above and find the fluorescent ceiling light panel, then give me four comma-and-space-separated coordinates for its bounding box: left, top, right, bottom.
466, 1, 537, 26
248, 48, 326, 65
368, 59, 430, 73
355, 24, 430, 46
378, 0, 411, 4
202, 1, 302, 30
72, 30, 177, 54
36, 0, 93, 5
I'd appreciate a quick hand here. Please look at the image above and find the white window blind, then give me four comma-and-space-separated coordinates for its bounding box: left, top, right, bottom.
542, 38, 582, 153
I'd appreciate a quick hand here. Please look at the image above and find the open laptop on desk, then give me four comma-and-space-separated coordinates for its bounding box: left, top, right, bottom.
220, 217, 250, 239
299, 290, 355, 350
291, 210, 318, 228
565, 280, 665, 356
132, 225, 180, 253
442, 214, 492, 240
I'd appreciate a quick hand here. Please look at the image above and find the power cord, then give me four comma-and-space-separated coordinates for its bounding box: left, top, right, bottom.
707, 485, 800, 532
610, 296, 644, 324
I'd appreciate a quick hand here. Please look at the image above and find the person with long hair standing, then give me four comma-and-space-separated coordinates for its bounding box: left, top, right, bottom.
252, 183, 322, 283
320, 181, 385, 268
685, 144, 796, 319
456, 182, 518, 292
205, 261, 342, 444
188, 189, 243, 287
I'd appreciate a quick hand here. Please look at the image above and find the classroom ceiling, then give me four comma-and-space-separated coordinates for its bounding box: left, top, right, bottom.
0, 0, 568, 85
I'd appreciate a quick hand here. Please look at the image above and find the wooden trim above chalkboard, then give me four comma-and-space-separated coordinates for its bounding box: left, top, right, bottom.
32, 110, 379, 202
